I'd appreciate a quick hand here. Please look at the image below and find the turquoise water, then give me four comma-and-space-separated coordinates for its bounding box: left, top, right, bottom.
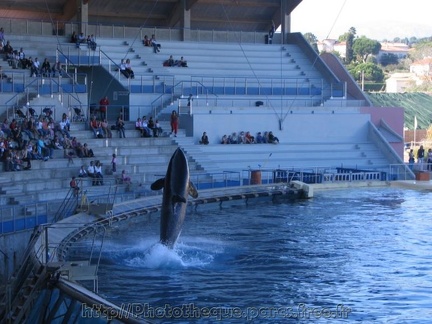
79, 187, 432, 323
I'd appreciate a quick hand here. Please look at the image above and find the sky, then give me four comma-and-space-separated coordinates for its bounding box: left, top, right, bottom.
290, 0, 431, 41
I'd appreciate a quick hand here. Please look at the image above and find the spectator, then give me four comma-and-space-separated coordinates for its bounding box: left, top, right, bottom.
0, 66, 8, 80
18, 48, 30, 69
116, 115, 126, 138
221, 135, 229, 144
82, 143, 94, 158
147, 116, 157, 137
150, 34, 161, 53
87, 161, 96, 185
187, 94, 193, 107
99, 96, 109, 120
76, 32, 86, 48
154, 119, 163, 137
143, 35, 151, 46
78, 165, 88, 178
70, 176, 79, 195
170, 110, 179, 137
121, 170, 131, 184
90, 116, 104, 138
119, 59, 129, 78
41, 58, 53, 77
163, 55, 175, 67
94, 161, 104, 185
3, 41, 13, 60
268, 21, 275, 44
101, 119, 112, 138
30, 57, 41, 77
71, 31, 78, 43
268, 131, 279, 144
125, 59, 134, 79
256, 132, 266, 143
0, 27, 5, 49
111, 153, 117, 173
59, 116, 71, 138
245, 131, 255, 144
88, 34, 97, 50
199, 132, 209, 145
177, 56, 188, 67
52, 61, 63, 77
141, 116, 152, 137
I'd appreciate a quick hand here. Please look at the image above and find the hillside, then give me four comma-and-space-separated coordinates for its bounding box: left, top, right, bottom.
367, 92, 432, 130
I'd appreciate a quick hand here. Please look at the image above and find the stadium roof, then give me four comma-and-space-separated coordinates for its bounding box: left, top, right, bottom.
0, 0, 302, 32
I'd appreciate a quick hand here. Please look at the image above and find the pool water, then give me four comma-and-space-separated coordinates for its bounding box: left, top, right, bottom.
76, 187, 432, 323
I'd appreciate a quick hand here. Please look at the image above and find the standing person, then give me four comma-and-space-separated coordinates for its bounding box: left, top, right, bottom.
111, 153, 117, 173
417, 145, 425, 169
187, 94, 193, 107
116, 115, 126, 138
268, 21, 275, 44
170, 110, 179, 137
99, 96, 109, 121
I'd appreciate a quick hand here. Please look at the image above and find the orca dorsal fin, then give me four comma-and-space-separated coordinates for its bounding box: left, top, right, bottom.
172, 194, 187, 204
150, 178, 165, 191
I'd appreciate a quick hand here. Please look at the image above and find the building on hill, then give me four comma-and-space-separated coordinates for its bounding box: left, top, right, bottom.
410, 58, 432, 77
385, 72, 419, 93
377, 42, 410, 63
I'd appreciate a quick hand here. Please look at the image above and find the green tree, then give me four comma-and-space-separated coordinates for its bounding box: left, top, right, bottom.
380, 53, 399, 66
352, 36, 381, 62
345, 27, 356, 64
303, 32, 319, 53
348, 62, 384, 82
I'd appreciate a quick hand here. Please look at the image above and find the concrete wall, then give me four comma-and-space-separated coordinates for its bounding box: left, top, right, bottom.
193, 110, 370, 145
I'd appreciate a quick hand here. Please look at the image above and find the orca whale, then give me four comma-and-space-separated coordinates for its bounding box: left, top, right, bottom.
151, 148, 198, 248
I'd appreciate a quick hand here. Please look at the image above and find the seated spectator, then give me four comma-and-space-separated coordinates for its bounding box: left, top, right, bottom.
59, 116, 70, 138
82, 143, 94, 157
87, 161, 96, 185
177, 56, 188, 67
18, 48, 30, 69
256, 132, 266, 143
61, 113, 71, 131
94, 160, 104, 185
230, 132, 239, 144
78, 165, 88, 177
52, 61, 63, 77
135, 117, 144, 136
90, 116, 104, 138
41, 58, 53, 77
121, 170, 131, 184
199, 132, 209, 145
71, 31, 78, 43
76, 32, 86, 48
119, 59, 130, 78
147, 117, 157, 137
0, 27, 5, 49
143, 35, 151, 46
238, 131, 246, 144
141, 116, 152, 137
163, 55, 175, 67
221, 135, 229, 144
268, 131, 279, 144
87, 34, 97, 50
154, 119, 163, 137
150, 34, 161, 53
245, 131, 255, 144
10, 50, 19, 69
125, 59, 134, 79
3, 41, 13, 60
30, 57, 41, 77
101, 119, 112, 138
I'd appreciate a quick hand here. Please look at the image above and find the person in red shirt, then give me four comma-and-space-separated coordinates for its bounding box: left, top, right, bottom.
99, 96, 109, 120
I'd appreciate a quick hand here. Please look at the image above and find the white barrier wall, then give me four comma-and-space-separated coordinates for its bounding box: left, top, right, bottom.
193, 110, 370, 144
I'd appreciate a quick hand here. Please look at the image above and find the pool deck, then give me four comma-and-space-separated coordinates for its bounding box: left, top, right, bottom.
390, 180, 432, 191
